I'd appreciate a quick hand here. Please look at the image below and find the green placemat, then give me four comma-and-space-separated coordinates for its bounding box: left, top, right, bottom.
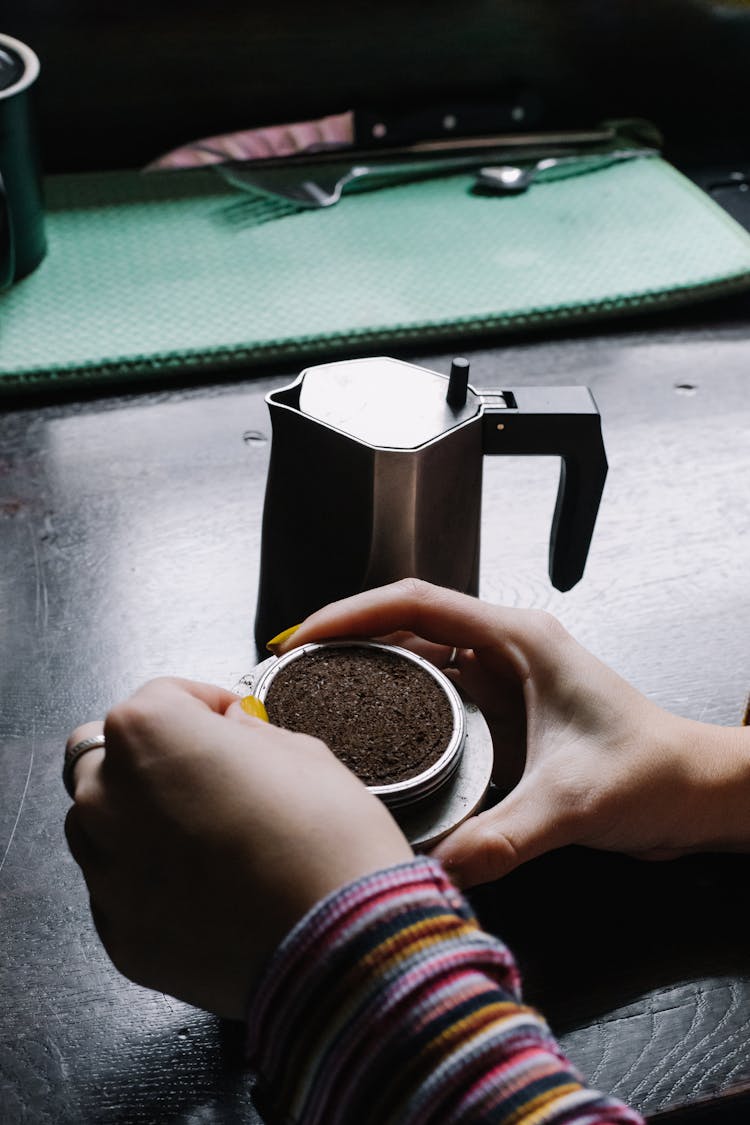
3, 157, 750, 393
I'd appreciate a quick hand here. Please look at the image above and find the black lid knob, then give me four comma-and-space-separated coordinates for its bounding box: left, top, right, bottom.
446, 357, 470, 408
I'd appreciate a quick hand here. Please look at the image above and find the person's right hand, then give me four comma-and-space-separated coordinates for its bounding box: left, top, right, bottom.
272, 579, 750, 888
64, 677, 411, 1018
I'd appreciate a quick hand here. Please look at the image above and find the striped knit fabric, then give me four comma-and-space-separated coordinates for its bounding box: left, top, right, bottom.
246, 858, 644, 1125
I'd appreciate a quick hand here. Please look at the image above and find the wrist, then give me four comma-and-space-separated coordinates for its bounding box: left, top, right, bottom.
669, 714, 750, 854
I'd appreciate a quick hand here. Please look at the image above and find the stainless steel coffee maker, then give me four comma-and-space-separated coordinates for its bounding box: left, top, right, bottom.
254, 356, 607, 649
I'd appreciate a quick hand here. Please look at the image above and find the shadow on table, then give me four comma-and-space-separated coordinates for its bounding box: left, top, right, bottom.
468, 845, 750, 1028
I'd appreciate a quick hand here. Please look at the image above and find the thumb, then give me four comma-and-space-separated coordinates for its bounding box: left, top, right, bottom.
431, 780, 571, 888
224, 694, 270, 726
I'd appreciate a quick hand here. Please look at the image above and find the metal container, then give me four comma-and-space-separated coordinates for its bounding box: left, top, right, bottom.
252, 641, 466, 810
239, 640, 495, 848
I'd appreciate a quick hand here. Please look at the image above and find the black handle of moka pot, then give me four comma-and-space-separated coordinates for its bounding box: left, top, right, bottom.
481, 385, 608, 591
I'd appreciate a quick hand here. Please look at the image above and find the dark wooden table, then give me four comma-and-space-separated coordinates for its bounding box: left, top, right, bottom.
2, 254, 750, 1120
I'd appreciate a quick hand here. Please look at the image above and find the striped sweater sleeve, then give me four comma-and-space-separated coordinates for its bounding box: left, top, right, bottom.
246, 857, 644, 1125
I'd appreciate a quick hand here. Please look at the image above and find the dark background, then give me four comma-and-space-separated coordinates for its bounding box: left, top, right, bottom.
3, 0, 750, 173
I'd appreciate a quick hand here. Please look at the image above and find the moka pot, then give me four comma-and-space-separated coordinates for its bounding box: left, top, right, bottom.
254, 356, 607, 650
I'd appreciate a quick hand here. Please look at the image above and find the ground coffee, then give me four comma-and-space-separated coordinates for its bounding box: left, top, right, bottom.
263, 645, 454, 786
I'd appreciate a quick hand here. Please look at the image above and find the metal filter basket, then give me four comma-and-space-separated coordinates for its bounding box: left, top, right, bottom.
251, 641, 467, 810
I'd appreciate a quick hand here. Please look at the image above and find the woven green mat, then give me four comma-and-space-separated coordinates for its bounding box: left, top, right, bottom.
3, 158, 750, 394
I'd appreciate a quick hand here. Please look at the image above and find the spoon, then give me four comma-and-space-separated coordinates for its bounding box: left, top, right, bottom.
475, 148, 657, 194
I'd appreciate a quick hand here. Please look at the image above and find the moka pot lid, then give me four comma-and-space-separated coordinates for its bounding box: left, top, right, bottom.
297, 356, 480, 450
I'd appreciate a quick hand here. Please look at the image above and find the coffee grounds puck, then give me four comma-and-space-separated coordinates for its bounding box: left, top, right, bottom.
263, 645, 454, 787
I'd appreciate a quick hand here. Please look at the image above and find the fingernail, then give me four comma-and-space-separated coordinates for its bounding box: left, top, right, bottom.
266, 624, 301, 653
240, 695, 269, 721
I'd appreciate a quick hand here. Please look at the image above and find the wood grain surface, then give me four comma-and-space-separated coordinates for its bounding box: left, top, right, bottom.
1, 299, 749, 1122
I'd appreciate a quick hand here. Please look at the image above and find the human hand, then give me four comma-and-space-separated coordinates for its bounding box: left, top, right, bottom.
64, 677, 411, 1018
273, 579, 750, 887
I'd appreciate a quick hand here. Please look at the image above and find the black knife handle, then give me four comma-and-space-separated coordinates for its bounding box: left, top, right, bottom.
354, 92, 543, 147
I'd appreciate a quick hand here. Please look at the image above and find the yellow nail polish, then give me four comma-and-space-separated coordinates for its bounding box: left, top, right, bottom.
266, 624, 301, 652
240, 695, 269, 721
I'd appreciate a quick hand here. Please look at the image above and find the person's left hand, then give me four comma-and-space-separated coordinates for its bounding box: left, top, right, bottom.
64, 677, 411, 1019
271, 579, 750, 888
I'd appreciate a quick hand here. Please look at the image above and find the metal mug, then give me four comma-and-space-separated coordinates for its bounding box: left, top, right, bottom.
0, 33, 46, 289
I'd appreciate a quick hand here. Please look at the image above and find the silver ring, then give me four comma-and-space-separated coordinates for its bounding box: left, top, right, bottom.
63, 734, 106, 798
445, 646, 459, 669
